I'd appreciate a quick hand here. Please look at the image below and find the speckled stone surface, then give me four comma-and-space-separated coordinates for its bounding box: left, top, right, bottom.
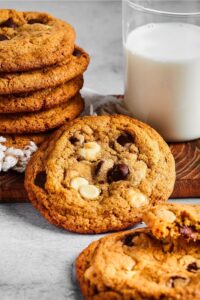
0, 1, 199, 300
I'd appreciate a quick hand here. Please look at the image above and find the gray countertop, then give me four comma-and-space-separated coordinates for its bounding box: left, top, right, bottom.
0, 1, 199, 300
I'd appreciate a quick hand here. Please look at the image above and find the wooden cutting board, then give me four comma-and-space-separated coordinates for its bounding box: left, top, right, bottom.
0, 139, 199, 203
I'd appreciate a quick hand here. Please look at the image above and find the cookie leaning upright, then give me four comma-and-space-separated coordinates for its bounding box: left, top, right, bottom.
0, 9, 75, 72
76, 228, 200, 300
25, 115, 175, 233
144, 203, 200, 241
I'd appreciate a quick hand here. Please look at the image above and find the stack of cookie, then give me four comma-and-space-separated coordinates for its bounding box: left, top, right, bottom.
0, 9, 89, 152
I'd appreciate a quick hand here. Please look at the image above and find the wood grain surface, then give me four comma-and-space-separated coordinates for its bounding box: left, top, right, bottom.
0, 139, 199, 202
170, 139, 200, 198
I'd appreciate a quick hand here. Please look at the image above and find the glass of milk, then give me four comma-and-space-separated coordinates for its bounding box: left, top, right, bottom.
123, 0, 200, 141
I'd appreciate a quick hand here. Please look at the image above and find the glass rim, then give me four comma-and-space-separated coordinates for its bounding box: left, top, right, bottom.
125, 0, 200, 16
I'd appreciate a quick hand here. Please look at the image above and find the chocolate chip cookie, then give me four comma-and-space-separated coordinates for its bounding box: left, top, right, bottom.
0, 46, 89, 95
0, 76, 83, 113
144, 203, 200, 242
76, 228, 200, 300
25, 115, 175, 233
0, 93, 84, 134
0, 9, 75, 72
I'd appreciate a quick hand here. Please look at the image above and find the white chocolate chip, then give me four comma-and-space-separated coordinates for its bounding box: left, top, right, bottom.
79, 184, 100, 200
156, 209, 176, 223
123, 259, 136, 271
127, 190, 149, 208
79, 142, 101, 161
70, 177, 89, 190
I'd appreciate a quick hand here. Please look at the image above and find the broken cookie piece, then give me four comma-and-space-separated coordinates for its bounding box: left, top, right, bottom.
144, 203, 200, 241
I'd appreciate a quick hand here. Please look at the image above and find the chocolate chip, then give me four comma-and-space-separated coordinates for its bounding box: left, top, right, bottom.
0, 18, 18, 28
73, 49, 82, 57
123, 234, 135, 247
34, 171, 46, 189
0, 34, 8, 41
107, 163, 129, 183
117, 132, 134, 146
168, 276, 188, 288
28, 18, 44, 25
69, 136, 79, 145
123, 233, 140, 246
94, 160, 104, 176
179, 226, 196, 238
187, 262, 200, 272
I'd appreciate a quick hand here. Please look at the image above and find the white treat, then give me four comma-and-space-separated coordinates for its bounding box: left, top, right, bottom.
127, 190, 149, 208
79, 142, 101, 161
70, 177, 89, 190
156, 209, 176, 223
79, 184, 100, 200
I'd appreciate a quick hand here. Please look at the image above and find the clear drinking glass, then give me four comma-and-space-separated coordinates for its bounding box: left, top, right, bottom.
122, 0, 200, 141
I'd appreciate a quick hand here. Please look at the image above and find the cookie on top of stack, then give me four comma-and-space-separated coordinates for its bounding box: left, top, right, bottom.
0, 9, 89, 168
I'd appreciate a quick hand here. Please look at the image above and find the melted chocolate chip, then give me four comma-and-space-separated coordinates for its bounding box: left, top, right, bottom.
69, 136, 79, 145
0, 18, 18, 28
179, 226, 196, 238
28, 18, 44, 25
117, 132, 134, 146
0, 34, 8, 41
187, 262, 200, 272
34, 171, 47, 189
123, 232, 140, 247
107, 163, 129, 183
94, 160, 104, 176
168, 276, 187, 288
73, 49, 82, 57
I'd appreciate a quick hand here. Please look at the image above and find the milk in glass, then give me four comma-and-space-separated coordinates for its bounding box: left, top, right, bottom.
124, 23, 200, 141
